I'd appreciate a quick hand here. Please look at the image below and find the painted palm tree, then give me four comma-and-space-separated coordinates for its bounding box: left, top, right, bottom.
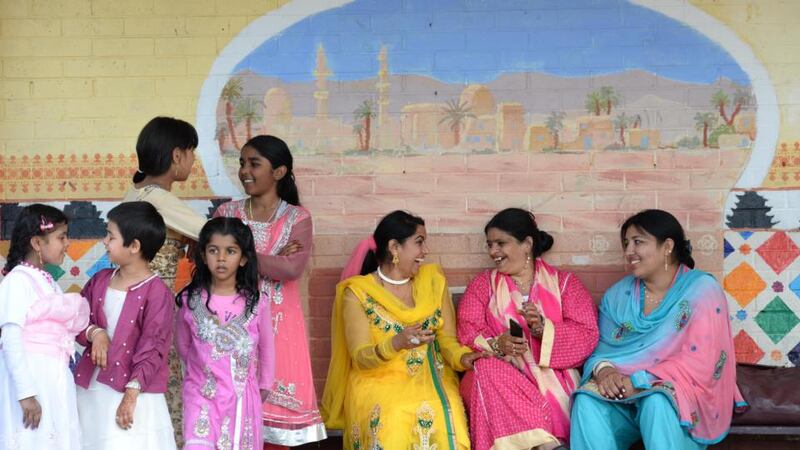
544, 111, 566, 149
613, 112, 632, 147
694, 112, 718, 148
353, 100, 376, 151
728, 88, 751, 128
585, 91, 603, 116
221, 78, 243, 150
600, 86, 620, 115
710, 90, 730, 125
233, 97, 263, 142
438, 99, 475, 146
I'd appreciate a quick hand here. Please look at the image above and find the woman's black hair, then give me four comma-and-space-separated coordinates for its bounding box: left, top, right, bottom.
133, 116, 198, 184
3, 204, 68, 274
243, 135, 300, 206
620, 209, 695, 269
176, 217, 260, 318
484, 208, 553, 258
360, 210, 425, 275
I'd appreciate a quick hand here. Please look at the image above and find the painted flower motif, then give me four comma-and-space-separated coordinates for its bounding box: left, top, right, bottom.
773, 281, 784, 292
713, 350, 727, 380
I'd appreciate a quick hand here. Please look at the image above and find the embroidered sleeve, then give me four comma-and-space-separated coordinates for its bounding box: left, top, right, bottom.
456, 272, 493, 352
257, 294, 275, 390
0, 324, 37, 400
436, 285, 471, 372
130, 285, 175, 390
342, 289, 396, 370
541, 273, 599, 369
256, 215, 313, 281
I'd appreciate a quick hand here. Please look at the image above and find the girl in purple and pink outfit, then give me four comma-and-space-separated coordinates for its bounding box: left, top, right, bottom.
176, 217, 274, 449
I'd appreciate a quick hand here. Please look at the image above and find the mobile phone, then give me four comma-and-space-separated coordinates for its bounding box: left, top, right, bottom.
509, 318, 524, 338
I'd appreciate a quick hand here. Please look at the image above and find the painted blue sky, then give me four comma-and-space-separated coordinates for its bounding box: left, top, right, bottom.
235, 0, 749, 85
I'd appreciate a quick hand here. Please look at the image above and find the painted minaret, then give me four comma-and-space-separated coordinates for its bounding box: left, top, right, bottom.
313, 44, 332, 120
375, 45, 390, 149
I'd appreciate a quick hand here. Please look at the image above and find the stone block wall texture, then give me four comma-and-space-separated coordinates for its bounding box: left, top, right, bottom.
2, 1, 800, 398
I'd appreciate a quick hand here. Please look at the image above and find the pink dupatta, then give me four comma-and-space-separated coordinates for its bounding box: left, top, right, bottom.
482, 259, 580, 440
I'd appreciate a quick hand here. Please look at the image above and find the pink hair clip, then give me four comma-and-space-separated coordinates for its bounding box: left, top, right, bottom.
39, 215, 54, 231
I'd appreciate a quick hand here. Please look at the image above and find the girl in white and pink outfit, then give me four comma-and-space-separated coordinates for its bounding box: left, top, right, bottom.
0, 204, 89, 449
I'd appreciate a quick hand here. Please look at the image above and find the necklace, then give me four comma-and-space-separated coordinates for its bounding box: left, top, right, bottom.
512, 274, 533, 294
376, 267, 410, 285
643, 284, 662, 306
247, 197, 279, 222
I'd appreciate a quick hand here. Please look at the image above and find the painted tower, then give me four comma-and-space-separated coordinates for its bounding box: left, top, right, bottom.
313, 44, 332, 120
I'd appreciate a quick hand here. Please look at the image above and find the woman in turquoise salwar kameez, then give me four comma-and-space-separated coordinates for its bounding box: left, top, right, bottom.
570, 210, 746, 450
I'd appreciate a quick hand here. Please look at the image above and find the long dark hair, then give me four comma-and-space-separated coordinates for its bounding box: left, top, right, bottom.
133, 116, 198, 184
243, 135, 300, 205
176, 217, 260, 318
360, 210, 425, 275
484, 208, 554, 258
3, 204, 68, 275
620, 209, 695, 269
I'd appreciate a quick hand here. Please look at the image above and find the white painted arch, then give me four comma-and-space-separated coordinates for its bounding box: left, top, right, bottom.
196, 0, 779, 196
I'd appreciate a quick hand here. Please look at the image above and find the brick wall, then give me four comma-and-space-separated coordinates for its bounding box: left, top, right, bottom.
3, 0, 800, 387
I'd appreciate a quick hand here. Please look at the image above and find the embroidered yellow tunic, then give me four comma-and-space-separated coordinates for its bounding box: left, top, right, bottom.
322, 264, 471, 450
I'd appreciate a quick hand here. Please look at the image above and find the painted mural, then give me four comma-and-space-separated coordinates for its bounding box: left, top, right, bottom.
211, 0, 756, 191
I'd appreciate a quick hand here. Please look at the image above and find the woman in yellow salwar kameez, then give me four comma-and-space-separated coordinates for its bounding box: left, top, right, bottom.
322, 210, 484, 450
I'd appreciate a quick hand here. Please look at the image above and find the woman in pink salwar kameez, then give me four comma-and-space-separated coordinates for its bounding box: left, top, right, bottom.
457, 208, 599, 450
215, 135, 326, 447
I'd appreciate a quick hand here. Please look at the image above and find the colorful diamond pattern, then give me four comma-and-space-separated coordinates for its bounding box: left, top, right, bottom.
724, 231, 800, 367
754, 296, 800, 344
733, 329, 765, 364
755, 231, 800, 275
723, 262, 766, 307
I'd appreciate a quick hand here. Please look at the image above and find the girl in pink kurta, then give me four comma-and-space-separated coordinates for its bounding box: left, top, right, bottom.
456, 208, 599, 449
215, 135, 325, 447
176, 217, 275, 449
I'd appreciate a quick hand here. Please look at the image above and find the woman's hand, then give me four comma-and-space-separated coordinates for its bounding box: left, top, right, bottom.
391, 324, 435, 351
277, 240, 303, 256
496, 332, 527, 357
595, 367, 637, 400
91, 330, 110, 369
519, 303, 544, 338
19, 396, 41, 429
115, 389, 138, 430
460, 351, 489, 370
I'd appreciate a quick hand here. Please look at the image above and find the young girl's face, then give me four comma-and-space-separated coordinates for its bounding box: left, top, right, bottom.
203, 233, 247, 285
238, 145, 286, 197
103, 220, 129, 265
35, 223, 69, 266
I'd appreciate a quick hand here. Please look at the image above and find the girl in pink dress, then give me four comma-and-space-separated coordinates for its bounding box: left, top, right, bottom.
176, 217, 275, 449
214, 135, 325, 447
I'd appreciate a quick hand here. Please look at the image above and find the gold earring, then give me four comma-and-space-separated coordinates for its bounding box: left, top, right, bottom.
392, 253, 399, 266
174, 166, 180, 178
37, 250, 43, 267
664, 251, 671, 272
524, 255, 530, 270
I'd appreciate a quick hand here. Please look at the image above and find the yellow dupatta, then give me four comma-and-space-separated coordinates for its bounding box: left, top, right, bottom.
321, 264, 445, 429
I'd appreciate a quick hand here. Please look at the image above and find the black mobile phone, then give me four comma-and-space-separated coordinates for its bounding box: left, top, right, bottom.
509, 318, 524, 338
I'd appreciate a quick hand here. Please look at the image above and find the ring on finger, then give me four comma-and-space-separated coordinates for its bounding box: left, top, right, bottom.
409, 336, 421, 346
